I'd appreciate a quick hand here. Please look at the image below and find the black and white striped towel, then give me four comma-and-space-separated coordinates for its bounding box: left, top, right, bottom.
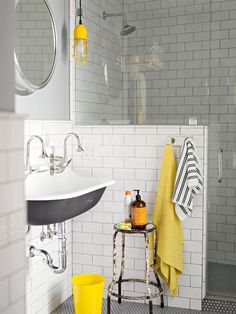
172, 137, 203, 221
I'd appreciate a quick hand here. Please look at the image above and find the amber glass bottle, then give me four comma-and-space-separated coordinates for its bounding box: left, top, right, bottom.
131, 190, 147, 229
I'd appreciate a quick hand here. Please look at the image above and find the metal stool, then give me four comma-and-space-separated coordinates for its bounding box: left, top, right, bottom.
107, 223, 164, 314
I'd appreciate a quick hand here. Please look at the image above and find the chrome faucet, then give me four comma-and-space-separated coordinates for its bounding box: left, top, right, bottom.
63, 132, 84, 163
49, 132, 83, 175
25, 135, 48, 175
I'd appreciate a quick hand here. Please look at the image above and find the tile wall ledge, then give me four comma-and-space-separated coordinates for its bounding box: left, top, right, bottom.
25, 119, 72, 123
72, 124, 207, 128
0, 111, 26, 119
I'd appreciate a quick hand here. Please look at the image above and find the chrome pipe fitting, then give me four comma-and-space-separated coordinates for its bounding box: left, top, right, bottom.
29, 222, 67, 274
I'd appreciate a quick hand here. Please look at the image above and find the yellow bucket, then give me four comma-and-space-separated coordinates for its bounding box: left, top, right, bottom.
71, 274, 105, 314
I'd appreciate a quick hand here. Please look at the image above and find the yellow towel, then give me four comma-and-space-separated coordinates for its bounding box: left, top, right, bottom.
150, 144, 183, 296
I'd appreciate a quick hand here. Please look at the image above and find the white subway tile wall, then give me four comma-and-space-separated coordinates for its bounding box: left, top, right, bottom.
123, 0, 236, 125
24, 121, 73, 314
123, 0, 236, 267
24, 121, 207, 311
71, 125, 208, 310
74, 0, 236, 266
0, 114, 25, 314
74, 0, 123, 123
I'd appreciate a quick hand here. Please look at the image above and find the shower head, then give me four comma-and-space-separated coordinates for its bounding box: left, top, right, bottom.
103, 11, 136, 36
120, 24, 136, 36
120, 13, 136, 36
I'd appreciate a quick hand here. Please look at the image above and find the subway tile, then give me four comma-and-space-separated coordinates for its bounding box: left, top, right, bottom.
0, 278, 9, 309
125, 135, 146, 146
124, 157, 146, 169
168, 296, 190, 309
179, 286, 201, 299
0, 152, 7, 183
190, 299, 202, 310
191, 275, 202, 288
10, 269, 25, 303
184, 241, 202, 253
0, 241, 25, 278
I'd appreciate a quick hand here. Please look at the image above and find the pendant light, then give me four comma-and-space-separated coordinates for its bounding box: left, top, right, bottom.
73, 0, 88, 64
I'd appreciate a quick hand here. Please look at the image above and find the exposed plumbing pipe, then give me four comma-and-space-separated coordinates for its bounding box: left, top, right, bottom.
103, 11, 128, 27
103, 11, 126, 20
29, 222, 67, 274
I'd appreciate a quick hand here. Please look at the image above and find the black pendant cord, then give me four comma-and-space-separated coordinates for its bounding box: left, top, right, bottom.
79, 0, 82, 24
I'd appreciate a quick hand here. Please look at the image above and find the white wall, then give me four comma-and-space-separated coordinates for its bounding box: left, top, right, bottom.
71, 125, 208, 310
0, 114, 25, 314
0, 3, 26, 314
0, 1, 15, 112
24, 121, 73, 314
23, 121, 208, 312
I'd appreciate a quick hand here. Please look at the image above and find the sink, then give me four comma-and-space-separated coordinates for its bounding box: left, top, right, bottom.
26, 169, 115, 225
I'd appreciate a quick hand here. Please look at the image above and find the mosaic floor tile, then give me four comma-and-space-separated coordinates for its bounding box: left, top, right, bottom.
52, 297, 216, 314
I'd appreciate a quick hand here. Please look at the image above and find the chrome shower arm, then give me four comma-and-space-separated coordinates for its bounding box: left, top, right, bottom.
103, 11, 126, 23
122, 13, 127, 26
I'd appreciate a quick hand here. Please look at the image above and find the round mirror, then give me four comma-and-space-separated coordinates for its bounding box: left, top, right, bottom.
15, 0, 57, 95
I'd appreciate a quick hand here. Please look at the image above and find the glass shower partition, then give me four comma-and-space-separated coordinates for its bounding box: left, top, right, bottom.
208, 121, 236, 297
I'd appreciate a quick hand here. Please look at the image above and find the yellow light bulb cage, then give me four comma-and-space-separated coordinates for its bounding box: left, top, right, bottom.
74, 23, 88, 40
73, 23, 88, 64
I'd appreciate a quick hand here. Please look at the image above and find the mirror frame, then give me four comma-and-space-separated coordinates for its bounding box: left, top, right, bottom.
15, 0, 58, 96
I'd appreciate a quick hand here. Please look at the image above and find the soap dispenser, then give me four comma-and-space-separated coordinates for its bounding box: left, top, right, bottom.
131, 190, 147, 229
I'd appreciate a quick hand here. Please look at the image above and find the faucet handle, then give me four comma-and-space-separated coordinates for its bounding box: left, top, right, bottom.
65, 158, 72, 167
39, 152, 49, 159
49, 153, 63, 163
77, 145, 84, 152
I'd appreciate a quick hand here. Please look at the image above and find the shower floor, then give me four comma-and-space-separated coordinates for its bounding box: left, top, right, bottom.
52, 297, 214, 314
208, 262, 236, 298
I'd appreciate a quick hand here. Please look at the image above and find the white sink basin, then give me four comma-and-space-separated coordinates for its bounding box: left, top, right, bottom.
26, 169, 115, 225
26, 169, 115, 201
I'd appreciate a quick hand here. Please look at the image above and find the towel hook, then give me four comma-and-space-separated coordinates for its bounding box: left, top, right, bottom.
171, 138, 175, 144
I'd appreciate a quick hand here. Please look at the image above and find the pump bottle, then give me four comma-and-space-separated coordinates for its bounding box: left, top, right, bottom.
131, 190, 147, 229
124, 191, 132, 222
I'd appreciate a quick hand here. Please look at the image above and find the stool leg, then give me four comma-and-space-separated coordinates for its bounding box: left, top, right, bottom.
153, 269, 164, 308
153, 228, 164, 308
107, 295, 111, 314
118, 233, 125, 304
118, 280, 122, 304
144, 233, 152, 304
107, 230, 118, 313
149, 300, 153, 314
161, 298, 164, 308
112, 230, 119, 283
